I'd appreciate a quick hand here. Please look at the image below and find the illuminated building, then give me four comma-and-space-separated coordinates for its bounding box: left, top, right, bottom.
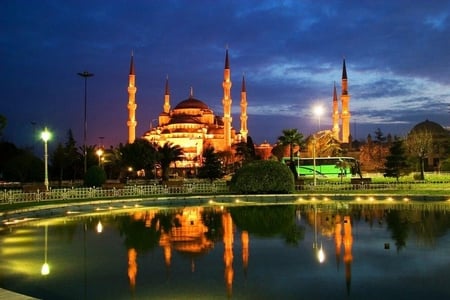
332, 59, 352, 143
126, 49, 249, 169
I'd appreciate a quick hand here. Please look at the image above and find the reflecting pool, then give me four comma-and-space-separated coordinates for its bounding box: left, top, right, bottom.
1, 201, 450, 299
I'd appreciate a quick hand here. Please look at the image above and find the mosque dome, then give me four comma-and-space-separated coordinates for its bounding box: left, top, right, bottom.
410, 119, 448, 135
174, 97, 209, 110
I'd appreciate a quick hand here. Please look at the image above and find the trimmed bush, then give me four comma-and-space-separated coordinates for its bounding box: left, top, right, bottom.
84, 165, 107, 187
229, 160, 295, 194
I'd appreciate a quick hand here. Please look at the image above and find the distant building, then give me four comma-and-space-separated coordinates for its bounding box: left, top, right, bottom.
409, 119, 450, 171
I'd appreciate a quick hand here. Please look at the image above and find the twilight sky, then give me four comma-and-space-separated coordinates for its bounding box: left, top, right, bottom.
2, 0, 450, 150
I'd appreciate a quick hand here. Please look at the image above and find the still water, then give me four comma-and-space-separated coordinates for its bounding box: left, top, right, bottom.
1, 201, 450, 300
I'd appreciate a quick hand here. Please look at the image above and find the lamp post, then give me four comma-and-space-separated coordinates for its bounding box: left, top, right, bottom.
96, 148, 104, 166
313, 105, 324, 132
78, 71, 94, 174
312, 105, 323, 186
312, 136, 317, 186
41, 127, 51, 191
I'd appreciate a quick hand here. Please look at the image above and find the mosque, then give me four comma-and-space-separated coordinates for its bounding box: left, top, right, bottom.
126, 50, 352, 168
126, 49, 248, 170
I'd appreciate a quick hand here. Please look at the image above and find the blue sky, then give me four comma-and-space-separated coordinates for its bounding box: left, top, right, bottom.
1, 0, 450, 149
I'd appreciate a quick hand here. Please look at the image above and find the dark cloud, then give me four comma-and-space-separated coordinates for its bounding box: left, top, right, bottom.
1, 0, 449, 148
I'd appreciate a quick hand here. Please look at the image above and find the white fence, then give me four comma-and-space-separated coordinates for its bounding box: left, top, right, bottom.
1, 180, 449, 206
1, 181, 229, 205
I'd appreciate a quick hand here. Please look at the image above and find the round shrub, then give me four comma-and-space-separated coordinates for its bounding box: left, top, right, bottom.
84, 165, 107, 187
229, 160, 295, 194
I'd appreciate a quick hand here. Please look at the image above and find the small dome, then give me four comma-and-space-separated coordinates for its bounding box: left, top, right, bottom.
174, 97, 209, 110
411, 119, 447, 135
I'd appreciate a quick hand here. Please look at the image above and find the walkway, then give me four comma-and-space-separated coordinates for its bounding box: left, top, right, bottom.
0, 288, 39, 299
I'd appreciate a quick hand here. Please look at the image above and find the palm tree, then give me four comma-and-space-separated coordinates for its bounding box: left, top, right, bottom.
158, 142, 184, 181
277, 129, 304, 179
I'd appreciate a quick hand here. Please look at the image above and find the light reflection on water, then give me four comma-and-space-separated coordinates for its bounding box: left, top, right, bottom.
1, 201, 450, 300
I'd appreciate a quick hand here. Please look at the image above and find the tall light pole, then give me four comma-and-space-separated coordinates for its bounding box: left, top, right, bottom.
313, 105, 324, 132
41, 127, 51, 191
312, 105, 323, 186
78, 71, 94, 174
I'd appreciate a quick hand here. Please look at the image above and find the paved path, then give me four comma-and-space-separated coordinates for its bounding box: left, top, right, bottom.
0, 288, 39, 299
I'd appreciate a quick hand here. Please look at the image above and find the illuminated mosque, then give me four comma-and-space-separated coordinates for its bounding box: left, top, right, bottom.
126, 49, 353, 167
126, 49, 248, 168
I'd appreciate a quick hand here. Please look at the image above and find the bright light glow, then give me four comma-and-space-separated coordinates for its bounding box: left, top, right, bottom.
387, 197, 394, 202
96, 221, 103, 233
369, 197, 374, 201
96, 148, 104, 157
403, 197, 410, 202
41, 263, 50, 275
313, 105, 324, 118
41, 128, 51, 142
317, 244, 326, 263
356, 197, 362, 201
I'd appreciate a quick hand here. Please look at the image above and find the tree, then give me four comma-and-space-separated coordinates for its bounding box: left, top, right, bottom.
277, 129, 304, 180
84, 165, 107, 187
234, 135, 257, 166
405, 130, 433, 180
0, 141, 42, 182
198, 147, 223, 182
230, 160, 295, 194
120, 139, 158, 178
305, 130, 342, 157
50, 129, 82, 184
157, 142, 184, 181
0, 114, 6, 138
384, 137, 410, 181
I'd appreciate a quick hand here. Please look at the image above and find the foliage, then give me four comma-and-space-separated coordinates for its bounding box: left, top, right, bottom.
157, 142, 184, 181
405, 130, 433, 180
120, 139, 158, 178
441, 158, 450, 172
50, 130, 82, 184
359, 131, 391, 172
83, 165, 106, 187
197, 147, 224, 182
229, 160, 295, 194
0, 114, 6, 138
305, 130, 342, 157
384, 137, 410, 181
277, 129, 304, 180
0, 141, 43, 182
234, 135, 257, 165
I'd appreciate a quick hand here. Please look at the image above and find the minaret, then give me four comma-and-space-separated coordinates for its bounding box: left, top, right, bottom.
341, 59, 351, 143
127, 52, 137, 144
332, 82, 340, 141
222, 49, 233, 148
240, 75, 248, 142
164, 75, 171, 114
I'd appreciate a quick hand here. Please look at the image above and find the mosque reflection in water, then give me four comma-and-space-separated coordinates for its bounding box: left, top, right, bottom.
1, 202, 449, 299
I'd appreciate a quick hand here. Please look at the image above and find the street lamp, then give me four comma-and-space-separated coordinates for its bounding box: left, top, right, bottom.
313, 105, 324, 132
312, 105, 323, 186
41, 127, 51, 191
96, 148, 104, 166
78, 71, 94, 174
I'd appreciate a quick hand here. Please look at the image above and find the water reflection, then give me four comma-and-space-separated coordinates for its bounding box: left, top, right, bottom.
1, 202, 449, 299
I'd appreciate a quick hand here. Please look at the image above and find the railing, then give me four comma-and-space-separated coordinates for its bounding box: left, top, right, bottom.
1, 181, 229, 205
1, 180, 449, 206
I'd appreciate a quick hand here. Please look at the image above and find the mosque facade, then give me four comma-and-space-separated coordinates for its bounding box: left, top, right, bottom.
126, 50, 248, 169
